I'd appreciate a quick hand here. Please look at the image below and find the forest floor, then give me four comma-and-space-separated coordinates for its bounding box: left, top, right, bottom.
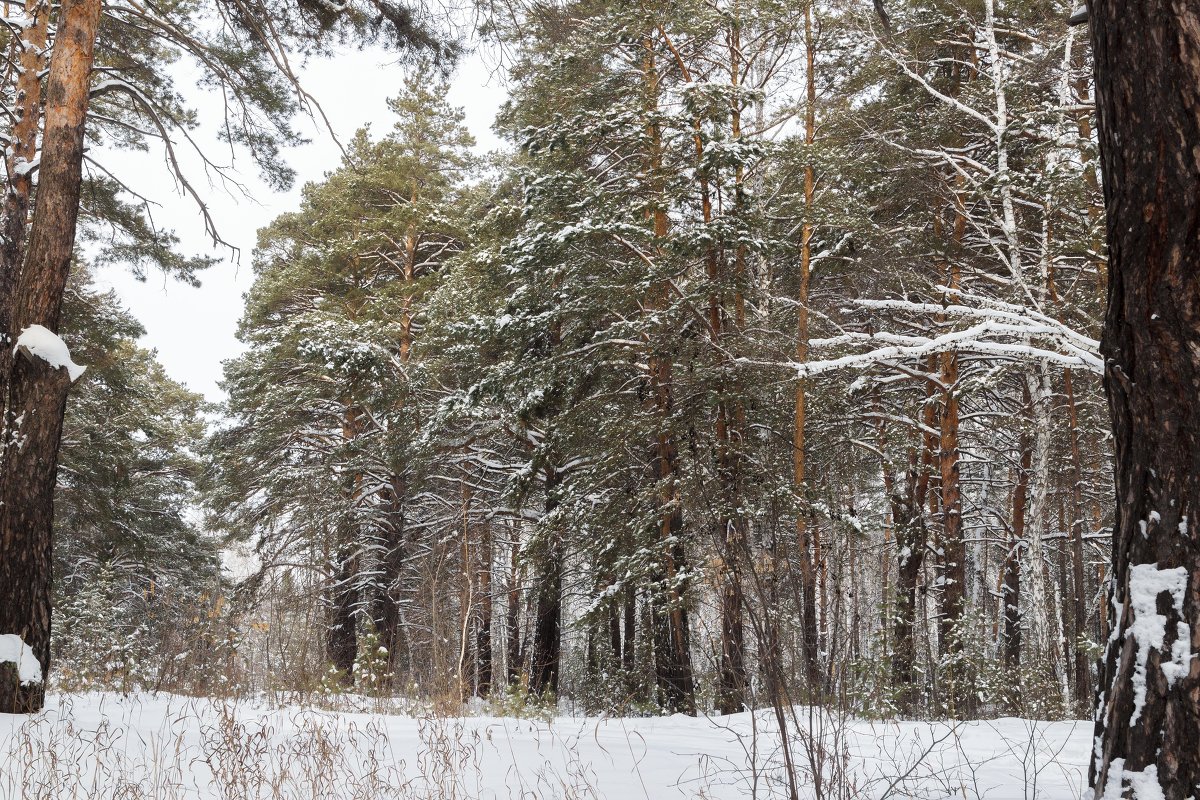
0, 692, 1091, 799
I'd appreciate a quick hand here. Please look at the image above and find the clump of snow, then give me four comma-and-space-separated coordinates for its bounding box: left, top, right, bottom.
1125, 563, 1190, 725
0, 633, 42, 685
1102, 759, 1166, 800
14, 324, 85, 382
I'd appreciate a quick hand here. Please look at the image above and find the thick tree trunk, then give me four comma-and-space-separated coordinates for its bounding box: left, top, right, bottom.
326, 529, 359, 684
325, 404, 364, 684
936, 348, 970, 715
0, 0, 103, 714
1088, 3, 1200, 795
650, 508, 696, 714
892, 463, 926, 715
371, 477, 407, 684
640, 34, 696, 716
529, 467, 562, 698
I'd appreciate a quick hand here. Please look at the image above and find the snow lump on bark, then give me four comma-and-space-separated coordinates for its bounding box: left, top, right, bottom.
14, 324, 86, 382
0, 634, 42, 685
1126, 562, 1190, 726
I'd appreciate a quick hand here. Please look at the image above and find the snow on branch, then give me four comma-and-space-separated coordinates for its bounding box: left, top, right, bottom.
749, 290, 1101, 379
14, 325, 87, 381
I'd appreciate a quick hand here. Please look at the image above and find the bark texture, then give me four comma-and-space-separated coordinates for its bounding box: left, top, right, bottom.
529, 467, 562, 698
1088, 2, 1200, 795
891, 462, 927, 714
0, 0, 103, 714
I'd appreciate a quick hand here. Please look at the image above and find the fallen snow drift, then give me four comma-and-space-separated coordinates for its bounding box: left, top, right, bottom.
0, 693, 1090, 799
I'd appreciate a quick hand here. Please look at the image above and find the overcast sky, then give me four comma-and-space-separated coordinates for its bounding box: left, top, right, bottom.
91, 45, 507, 404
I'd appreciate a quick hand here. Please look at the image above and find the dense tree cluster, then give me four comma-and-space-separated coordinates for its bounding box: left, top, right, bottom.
4, 0, 1196, 794
53, 272, 219, 692
201, 0, 1110, 722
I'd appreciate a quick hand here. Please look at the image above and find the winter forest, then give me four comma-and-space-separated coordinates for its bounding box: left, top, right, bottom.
0, 0, 1197, 798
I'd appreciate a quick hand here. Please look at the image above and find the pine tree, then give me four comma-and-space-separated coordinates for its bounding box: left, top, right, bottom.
54, 272, 217, 690
1087, 1, 1200, 793
0, 0, 454, 712
209, 77, 473, 690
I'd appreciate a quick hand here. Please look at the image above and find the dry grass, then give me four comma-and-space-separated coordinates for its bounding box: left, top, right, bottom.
0, 695, 625, 800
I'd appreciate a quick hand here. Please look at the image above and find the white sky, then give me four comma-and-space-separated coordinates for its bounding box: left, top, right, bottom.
91, 45, 507, 403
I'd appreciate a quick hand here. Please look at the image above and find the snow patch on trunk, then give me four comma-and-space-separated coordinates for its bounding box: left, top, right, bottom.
0, 633, 43, 685
1126, 563, 1190, 726
14, 324, 86, 381
1101, 759, 1166, 800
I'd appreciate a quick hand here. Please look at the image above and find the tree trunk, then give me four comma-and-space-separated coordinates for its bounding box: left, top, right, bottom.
937, 344, 970, 716
1088, 2, 1200, 795
0, 0, 103, 714
793, 5, 821, 697
650, 512, 696, 714
372, 477, 406, 684
622, 584, 636, 676
1003, 430, 1030, 679
1064, 368, 1093, 713
716, 539, 746, 714
0, 1, 48, 301
326, 529, 359, 684
506, 524, 523, 686
642, 34, 696, 716
529, 467, 562, 698
1024, 362, 1071, 711
457, 474, 474, 700
892, 462, 926, 715
477, 519, 493, 697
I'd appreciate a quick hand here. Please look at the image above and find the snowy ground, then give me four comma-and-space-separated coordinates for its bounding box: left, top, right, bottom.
0, 693, 1091, 799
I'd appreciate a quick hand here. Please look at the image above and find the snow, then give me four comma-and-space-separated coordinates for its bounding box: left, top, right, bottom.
9, 155, 37, 177
1125, 563, 1191, 725
1101, 760, 1166, 800
0, 693, 1093, 799
13, 325, 86, 382
0, 635, 42, 685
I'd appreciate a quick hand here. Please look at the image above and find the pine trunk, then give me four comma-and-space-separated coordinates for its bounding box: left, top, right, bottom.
0, 0, 103, 714
1003, 431, 1030, 677
477, 519, 493, 697
937, 348, 969, 715
1064, 368, 1093, 712
506, 525, 523, 686
1088, 3, 1200, 795
642, 34, 695, 715
892, 463, 926, 715
529, 467, 562, 698
372, 477, 407, 684
326, 529, 359, 684
793, 4, 821, 696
